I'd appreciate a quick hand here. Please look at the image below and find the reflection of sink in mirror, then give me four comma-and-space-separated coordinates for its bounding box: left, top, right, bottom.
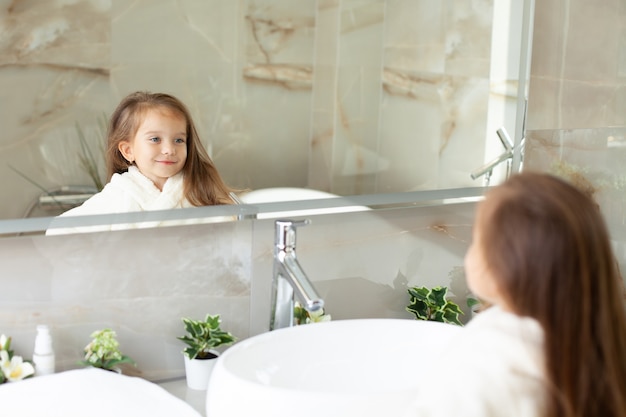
238, 187, 369, 219
206, 319, 461, 417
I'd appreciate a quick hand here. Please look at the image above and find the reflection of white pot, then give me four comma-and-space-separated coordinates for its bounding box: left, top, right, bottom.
184, 352, 218, 390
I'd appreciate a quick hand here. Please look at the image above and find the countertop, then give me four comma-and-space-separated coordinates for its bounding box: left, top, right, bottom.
157, 377, 207, 416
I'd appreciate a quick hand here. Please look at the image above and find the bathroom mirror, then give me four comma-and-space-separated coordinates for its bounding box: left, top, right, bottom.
0, 0, 532, 236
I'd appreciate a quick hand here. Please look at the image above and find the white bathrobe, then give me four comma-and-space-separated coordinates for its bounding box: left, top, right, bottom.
46, 166, 194, 235
403, 306, 546, 417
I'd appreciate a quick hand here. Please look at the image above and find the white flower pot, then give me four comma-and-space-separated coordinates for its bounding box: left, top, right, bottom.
183, 352, 218, 390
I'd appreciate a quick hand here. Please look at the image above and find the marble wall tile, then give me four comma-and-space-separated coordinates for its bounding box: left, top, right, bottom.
525, 127, 626, 243
249, 201, 476, 336
384, 0, 445, 74
1, 0, 112, 220
308, 0, 503, 194
1, 199, 475, 380
524, 0, 626, 260
309, 1, 341, 192
1, 219, 252, 380
527, 0, 626, 130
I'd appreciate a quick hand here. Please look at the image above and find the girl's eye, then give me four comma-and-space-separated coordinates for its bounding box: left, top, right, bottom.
175, 138, 186, 144
150, 137, 160, 143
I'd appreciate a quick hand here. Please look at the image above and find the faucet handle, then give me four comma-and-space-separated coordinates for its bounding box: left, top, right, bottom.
275, 219, 310, 249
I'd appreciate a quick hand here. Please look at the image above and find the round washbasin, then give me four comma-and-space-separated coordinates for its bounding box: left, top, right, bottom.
237, 187, 369, 219
206, 319, 461, 417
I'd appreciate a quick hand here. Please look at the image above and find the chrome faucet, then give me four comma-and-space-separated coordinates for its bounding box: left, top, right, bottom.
270, 219, 324, 330
471, 127, 524, 186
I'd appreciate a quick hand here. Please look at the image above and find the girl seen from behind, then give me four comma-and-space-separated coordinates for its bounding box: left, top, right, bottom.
405, 172, 626, 417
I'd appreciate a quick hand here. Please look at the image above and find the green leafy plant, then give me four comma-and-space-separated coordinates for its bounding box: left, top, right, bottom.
293, 301, 331, 325
406, 286, 463, 326
75, 118, 107, 192
178, 314, 236, 360
80, 329, 135, 371
9, 116, 107, 199
0, 334, 34, 384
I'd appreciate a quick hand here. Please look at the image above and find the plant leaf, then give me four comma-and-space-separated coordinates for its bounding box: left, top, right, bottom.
406, 299, 429, 320
76, 122, 105, 191
444, 301, 463, 315
428, 286, 447, 306
432, 310, 445, 322
407, 286, 430, 302
443, 308, 463, 326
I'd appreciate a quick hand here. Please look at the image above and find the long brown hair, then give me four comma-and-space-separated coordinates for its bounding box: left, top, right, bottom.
478, 172, 626, 417
105, 91, 235, 205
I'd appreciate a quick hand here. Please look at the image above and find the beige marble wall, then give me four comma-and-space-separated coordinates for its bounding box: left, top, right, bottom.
0, 0, 521, 220
525, 0, 626, 243
0, 219, 252, 380
527, 0, 626, 130
0, 199, 475, 381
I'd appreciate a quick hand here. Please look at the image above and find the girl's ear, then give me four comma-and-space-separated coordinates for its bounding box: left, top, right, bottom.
118, 141, 134, 163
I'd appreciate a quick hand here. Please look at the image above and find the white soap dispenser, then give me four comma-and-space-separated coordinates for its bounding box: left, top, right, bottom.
33, 324, 55, 376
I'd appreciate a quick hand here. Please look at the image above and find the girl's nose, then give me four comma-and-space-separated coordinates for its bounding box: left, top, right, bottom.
161, 142, 175, 155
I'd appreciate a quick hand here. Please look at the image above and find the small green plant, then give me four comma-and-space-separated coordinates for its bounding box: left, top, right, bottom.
178, 314, 236, 360
80, 329, 135, 371
293, 301, 331, 325
9, 116, 107, 197
75, 117, 107, 192
406, 286, 463, 326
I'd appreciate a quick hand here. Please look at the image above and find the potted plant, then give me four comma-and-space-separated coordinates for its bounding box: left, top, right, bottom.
80, 329, 136, 373
406, 286, 464, 325
178, 314, 236, 390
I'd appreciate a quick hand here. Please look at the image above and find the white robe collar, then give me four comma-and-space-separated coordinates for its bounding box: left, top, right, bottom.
112, 166, 187, 210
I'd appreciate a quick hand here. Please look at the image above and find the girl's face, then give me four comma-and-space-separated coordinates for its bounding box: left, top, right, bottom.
118, 107, 187, 191
465, 201, 509, 309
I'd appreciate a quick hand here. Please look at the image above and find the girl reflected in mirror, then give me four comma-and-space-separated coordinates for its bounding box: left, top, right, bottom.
47, 91, 238, 234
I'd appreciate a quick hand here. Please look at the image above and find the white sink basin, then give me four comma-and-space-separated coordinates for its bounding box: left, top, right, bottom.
2, 368, 202, 417
206, 319, 461, 417
237, 187, 369, 218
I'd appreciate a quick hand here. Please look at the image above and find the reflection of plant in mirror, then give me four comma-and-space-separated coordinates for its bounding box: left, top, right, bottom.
550, 159, 626, 195
75, 116, 107, 192
9, 116, 107, 196
550, 160, 597, 198
447, 265, 483, 323
406, 286, 463, 326
467, 297, 481, 310
294, 301, 331, 325
8, 165, 54, 197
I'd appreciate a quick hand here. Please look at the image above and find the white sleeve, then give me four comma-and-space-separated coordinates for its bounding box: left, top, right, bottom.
45, 182, 137, 235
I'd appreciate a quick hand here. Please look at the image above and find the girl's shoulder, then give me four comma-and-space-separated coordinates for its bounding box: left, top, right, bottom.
403, 308, 547, 417
462, 306, 544, 364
